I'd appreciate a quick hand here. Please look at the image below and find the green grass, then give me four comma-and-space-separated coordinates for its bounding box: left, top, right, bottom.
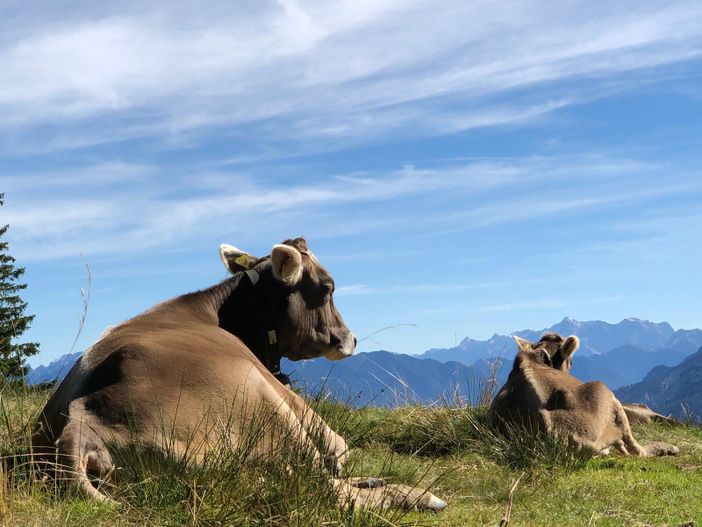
1, 385, 701, 526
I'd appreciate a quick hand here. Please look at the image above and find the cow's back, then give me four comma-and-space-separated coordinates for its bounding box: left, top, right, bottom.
489, 358, 584, 428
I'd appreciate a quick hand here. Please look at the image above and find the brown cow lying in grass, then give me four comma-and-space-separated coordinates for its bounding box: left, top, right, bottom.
33, 238, 446, 511
511, 333, 672, 425
490, 333, 679, 458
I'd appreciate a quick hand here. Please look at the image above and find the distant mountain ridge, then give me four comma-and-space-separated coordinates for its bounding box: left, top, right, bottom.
420, 317, 699, 364
27, 318, 702, 409
282, 351, 495, 407
615, 346, 702, 420
26, 352, 82, 385
571, 345, 690, 390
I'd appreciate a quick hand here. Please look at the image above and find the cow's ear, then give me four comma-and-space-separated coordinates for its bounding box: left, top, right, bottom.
513, 336, 532, 352
220, 244, 258, 274
271, 244, 303, 286
561, 335, 580, 358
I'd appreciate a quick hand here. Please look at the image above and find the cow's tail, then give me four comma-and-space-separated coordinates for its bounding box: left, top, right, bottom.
55, 419, 117, 503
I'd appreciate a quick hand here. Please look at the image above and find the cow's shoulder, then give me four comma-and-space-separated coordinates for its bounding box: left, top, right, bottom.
572, 380, 616, 410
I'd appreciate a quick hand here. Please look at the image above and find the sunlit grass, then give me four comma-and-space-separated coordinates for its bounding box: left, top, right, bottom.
1, 383, 701, 526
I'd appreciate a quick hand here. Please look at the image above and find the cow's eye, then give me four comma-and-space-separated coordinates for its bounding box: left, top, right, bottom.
321, 282, 334, 296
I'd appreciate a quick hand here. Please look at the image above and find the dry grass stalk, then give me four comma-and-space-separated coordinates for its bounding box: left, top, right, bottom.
498, 472, 523, 527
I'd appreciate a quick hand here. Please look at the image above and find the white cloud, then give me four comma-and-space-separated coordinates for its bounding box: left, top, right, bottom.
4, 153, 700, 262
1, 1, 701, 153
0, 161, 152, 192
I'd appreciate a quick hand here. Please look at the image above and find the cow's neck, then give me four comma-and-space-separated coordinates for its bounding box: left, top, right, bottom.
211, 271, 284, 376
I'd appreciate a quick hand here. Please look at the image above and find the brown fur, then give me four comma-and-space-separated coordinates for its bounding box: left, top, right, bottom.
524, 333, 673, 425
33, 238, 446, 510
619, 402, 672, 425
490, 334, 678, 458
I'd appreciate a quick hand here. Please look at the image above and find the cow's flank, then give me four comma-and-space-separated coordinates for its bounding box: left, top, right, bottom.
523, 333, 674, 425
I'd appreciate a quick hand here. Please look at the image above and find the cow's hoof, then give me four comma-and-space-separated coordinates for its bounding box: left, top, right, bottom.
422, 493, 448, 512
324, 454, 343, 477
664, 444, 680, 456
646, 441, 679, 456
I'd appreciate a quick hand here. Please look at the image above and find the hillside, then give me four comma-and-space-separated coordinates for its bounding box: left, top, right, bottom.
283, 351, 500, 406
571, 345, 690, 390
616, 346, 702, 420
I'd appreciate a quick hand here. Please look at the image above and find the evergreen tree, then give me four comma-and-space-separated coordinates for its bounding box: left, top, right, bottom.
0, 193, 39, 382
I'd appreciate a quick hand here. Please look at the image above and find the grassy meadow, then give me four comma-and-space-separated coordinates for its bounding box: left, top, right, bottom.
1, 384, 701, 527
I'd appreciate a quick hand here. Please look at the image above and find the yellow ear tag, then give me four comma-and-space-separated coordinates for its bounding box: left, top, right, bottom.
234, 254, 250, 269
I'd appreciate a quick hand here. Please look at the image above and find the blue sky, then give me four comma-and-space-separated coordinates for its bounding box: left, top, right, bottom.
1, 1, 701, 365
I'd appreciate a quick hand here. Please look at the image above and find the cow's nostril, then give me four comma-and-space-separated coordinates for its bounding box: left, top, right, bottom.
353, 336, 357, 347
329, 333, 341, 346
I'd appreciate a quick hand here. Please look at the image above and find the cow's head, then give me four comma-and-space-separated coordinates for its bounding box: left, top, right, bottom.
219, 238, 356, 361
513, 332, 579, 372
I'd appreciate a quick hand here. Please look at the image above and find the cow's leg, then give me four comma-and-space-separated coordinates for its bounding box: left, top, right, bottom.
289, 397, 349, 472
612, 440, 629, 455
610, 399, 645, 456
244, 370, 449, 510
263, 369, 349, 472
621, 402, 673, 425
641, 441, 679, 456
571, 385, 647, 457
612, 400, 677, 456
252, 374, 329, 470
54, 413, 117, 503
344, 477, 386, 488
271, 385, 396, 490
332, 479, 447, 511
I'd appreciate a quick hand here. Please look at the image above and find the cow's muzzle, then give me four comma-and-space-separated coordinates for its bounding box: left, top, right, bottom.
325, 332, 356, 360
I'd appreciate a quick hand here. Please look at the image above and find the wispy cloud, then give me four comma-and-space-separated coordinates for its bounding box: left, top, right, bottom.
426, 177, 702, 237
334, 275, 578, 298
4, 153, 700, 262
1, 156, 532, 259
0, 161, 152, 193
1, 1, 701, 154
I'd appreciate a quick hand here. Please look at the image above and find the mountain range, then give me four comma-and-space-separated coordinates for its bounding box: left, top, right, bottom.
27, 318, 702, 414
26, 351, 82, 385
418, 317, 702, 391
420, 317, 701, 362
282, 351, 497, 407
615, 346, 702, 420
